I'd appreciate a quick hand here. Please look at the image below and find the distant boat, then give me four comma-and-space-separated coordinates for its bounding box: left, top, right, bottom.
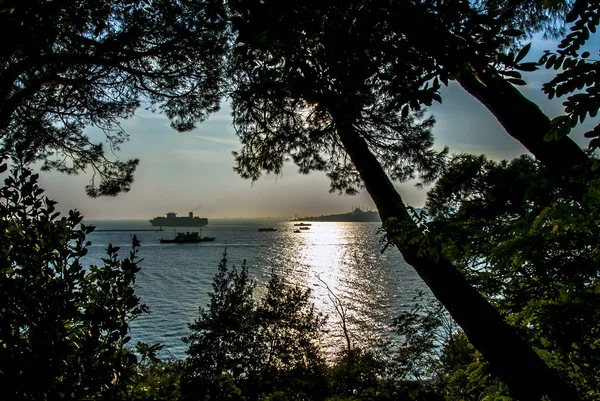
294, 223, 312, 226
299, 227, 310, 230
293, 229, 301, 233
159, 231, 215, 244
258, 228, 277, 232
150, 212, 208, 227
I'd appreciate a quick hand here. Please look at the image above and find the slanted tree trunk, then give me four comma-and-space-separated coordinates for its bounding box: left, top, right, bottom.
456, 67, 589, 173
334, 117, 581, 401
397, 2, 589, 175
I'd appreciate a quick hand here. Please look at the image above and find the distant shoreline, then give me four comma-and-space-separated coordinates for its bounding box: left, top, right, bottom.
296, 208, 381, 222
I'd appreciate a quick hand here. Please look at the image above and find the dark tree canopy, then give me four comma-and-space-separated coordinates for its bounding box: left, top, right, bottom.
0, 0, 227, 196
355, 0, 593, 175
473, 0, 573, 39
229, 0, 447, 194
1, 0, 596, 399
229, 0, 595, 181
224, 1, 592, 399
426, 154, 600, 398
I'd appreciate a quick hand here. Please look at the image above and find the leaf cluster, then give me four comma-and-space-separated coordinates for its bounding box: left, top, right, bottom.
425, 154, 600, 399
0, 158, 150, 400
182, 251, 327, 401
539, 2, 600, 147
128, 358, 184, 401
390, 297, 512, 401
228, 0, 448, 194
180, 251, 461, 401
473, 0, 572, 40
0, 0, 227, 196
378, 1, 549, 93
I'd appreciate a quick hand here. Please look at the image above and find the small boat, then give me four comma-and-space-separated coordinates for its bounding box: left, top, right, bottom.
294, 223, 312, 226
293, 229, 301, 233
258, 228, 277, 232
299, 226, 310, 230
159, 231, 215, 243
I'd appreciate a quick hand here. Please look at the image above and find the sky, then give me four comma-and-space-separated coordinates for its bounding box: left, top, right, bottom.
35, 33, 598, 220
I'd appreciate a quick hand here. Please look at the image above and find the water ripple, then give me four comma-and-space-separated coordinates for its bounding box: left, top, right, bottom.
83, 219, 431, 359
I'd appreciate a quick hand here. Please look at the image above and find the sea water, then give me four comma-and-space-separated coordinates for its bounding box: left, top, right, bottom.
83, 219, 431, 359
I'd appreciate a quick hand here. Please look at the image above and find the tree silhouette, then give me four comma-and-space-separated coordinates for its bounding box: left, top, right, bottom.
225, 1, 583, 399
0, 0, 227, 196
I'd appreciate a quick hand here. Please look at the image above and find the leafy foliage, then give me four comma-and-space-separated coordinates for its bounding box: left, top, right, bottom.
0, 158, 149, 400
227, 4, 585, 400
539, 1, 600, 148
181, 251, 474, 401
426, 154, 600, 399
473, 0, 572, 40
228, 0, 448, 195
128, 359, 184, 401
392, 300, 450, 381
182, 251, 327, 400
389, 298, 512, 401
0, 0, 227, 196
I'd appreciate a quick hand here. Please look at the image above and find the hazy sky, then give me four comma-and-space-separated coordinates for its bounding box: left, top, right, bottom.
36, 34, 598, 220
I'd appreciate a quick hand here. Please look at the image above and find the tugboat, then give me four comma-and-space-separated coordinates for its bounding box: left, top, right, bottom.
159, 231, 215, 244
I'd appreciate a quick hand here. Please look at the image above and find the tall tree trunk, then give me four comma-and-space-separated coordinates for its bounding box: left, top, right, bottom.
334, 118, 581, 401
456, 67, 589, 173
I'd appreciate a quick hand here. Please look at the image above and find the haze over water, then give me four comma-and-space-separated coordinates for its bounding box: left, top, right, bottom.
83, 219, 431, 359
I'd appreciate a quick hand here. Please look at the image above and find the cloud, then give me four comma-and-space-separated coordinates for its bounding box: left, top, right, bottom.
194, 135, 240, 146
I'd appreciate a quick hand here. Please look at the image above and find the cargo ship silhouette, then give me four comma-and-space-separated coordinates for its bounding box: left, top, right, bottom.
149, 212, 208, 227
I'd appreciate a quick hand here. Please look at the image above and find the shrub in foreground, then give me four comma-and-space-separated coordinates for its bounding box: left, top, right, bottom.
0, 159, 148, 400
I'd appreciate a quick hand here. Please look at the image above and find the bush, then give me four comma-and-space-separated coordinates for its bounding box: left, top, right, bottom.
0, 159, 148, 400
129, 358, 185, 401
182, 251, 328, 400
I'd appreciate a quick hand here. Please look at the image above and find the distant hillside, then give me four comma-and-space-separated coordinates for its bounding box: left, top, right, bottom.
297, 208, 381, 222
296, 207, 426, 223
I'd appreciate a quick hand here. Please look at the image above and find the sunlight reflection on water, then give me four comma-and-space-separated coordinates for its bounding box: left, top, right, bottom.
83, 219, 431, 359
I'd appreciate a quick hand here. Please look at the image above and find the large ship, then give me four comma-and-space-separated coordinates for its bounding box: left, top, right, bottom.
149, 212, 208, 227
